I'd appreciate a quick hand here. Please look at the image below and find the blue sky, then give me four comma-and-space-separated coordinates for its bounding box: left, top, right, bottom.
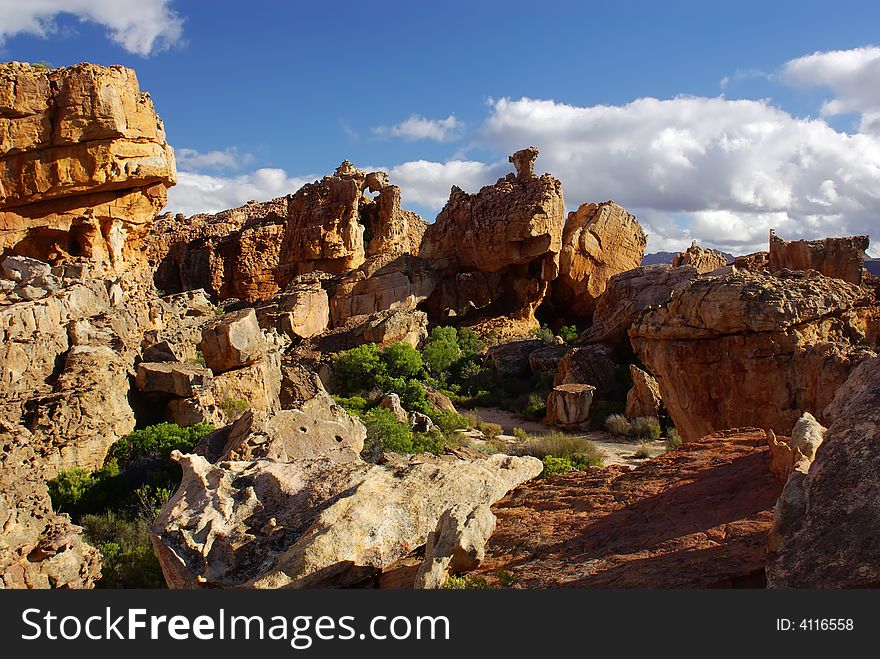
2, 0, 880, 255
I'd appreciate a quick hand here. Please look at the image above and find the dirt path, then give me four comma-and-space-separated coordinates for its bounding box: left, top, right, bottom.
472, 406, 666, 468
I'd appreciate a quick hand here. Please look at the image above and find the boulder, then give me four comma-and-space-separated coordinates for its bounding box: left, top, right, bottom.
487, 340, 544, 378
528, 344, 568, 376
210, 352, 282, 422
151, 452, 543, 588
671, 241, 730, 274
545, 384, 595, 427
410, 412, 435, 434
414, 503, 496, 589
552, 201, 646, 319
769, 231, 869, 285
200, 308, 266, 374
767, 357, 880, 587
379, 393, 408, 423
630, 269, 876, 441
360, 307, 428, 348
135, 361, 212, 397
625, 365, 662, 418
279, 281, 329, 340
553, 344, 622, 399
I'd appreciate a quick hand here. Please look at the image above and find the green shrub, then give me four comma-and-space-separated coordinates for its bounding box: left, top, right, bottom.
105, 422, 214, 466
422, 326, 461, 374
634, 442, 654, 459
541, 455, 581, 477
441, 574, 494, 589
333, 395, 368, 415
665, 428, 683, 451
80, 512, 166, 589
533, 324, 554, 344
525, 392, 547, 420
461, 409, 482, 428
512, 427, 529, 441
630, 416, 662, 440
220, 397, 249, 420
188, 350, 206, 366
519, 432, 603, 468
559, 325, 579, 343
360, 408, 445, 458
428, 408, 468, 434
383, 342, 425, 380
605, 413, 632, 436
47, 467, 98, 519
332, 343, 385, 394
478, 422, 503, 439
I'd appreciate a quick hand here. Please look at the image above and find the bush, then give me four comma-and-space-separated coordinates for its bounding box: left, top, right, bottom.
559, 325, 579, 344
105, 422, 214, 466
383, 342, 425, 380
630, 416, 662, 440
634, 442, 654, 459
428, 408, 468, 434
525, 392, 547, 420
512, 427, 529, 441
605, 413, 632, 436
541, 455, 581, 477
360, 408, 445, 459
461, 410, 482, 428
220, 397, 249, 420
422, 326, 461, 374
81, 512, 166, 588
333, 395, 368, 415
332, 343, 385, 394
533, 324, 554, 344
517, 432, 604, 473
665, 428, 683, 451
441, 574, 494, 589
478, 422, 503, 439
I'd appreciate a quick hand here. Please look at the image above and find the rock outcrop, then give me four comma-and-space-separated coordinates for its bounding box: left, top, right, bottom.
545, 384, 594, 427
552, 201, 646, 319
414, 503, 496, 589
553, 344, 622, 399
630, 269, 877, 441
151, 452, 542, 588
625, 365, 662, 418
769, 231, 869, 285
767, 357, 880, 587
420, 148, 564, 323
671, 241, 730, 274
1, 62, 175, 270
151, 162, 426, 302
200, 308, 266, 374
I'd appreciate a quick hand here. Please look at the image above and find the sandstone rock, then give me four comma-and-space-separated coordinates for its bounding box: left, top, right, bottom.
475, 429, 782, 588
769, 230, 869, 285
426, 388, 457, 414
211, 352, 282, 422
487, 339, 544, 378
671, 241, 730, 274
360, 307, 428, 348
280, 362, 327, 409
151, 452, 542, 588
414, 503, 496, 589
278, 281, 329, 340
410, 411, 435, 434
553, 344, 622, 399
733, 251, 770, 271
379, 393, 408, 423
135, 361, 212, 397
767, 357, 880, 587
581, 265, 698, 352
420, 148, 564, 322
630, 269, 876, 441
0, 62, 175, 270
552, 201, 646, 319
528, 344, 568, 376
625, 365, 662, 418
545, 384, 595, 427
200, 308, 266, 374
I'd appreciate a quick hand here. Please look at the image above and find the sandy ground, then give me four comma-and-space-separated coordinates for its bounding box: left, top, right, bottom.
471, 406, 666, 468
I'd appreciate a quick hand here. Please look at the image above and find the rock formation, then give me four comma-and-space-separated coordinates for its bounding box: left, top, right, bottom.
625, 365, 662, 418
767, 357, 880, 587
420, 147, 564, 323
552, 201, 646, 319
553, 344, 622, 399
630, 269, 877, 441
545, 384, 595, 427
768, 230, 869, 285
1, 62, 175, 270
671, 241, 730, 274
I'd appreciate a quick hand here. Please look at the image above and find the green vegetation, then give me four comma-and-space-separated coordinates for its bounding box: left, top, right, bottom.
513, 431, 603, 476
665, 428, 683, 451
220, 397, 249, 419
558, 325, 579, 344
360, 407, 445, 459
630, 416, 662, 440
48, 422, 215, 588
512, 427, 529, 441
604, 413, 632, 436
634, 442, 654, 459
188, 349, 206, 366
441, 574, 494, 589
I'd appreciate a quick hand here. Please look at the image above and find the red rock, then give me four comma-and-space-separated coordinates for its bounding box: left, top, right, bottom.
768, 230, 869, 285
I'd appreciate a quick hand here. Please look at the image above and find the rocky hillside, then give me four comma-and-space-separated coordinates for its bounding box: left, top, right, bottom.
1, 61, 878, 590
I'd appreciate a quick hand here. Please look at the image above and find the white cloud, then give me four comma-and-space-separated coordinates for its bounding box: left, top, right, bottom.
165, 168, 315, 217
479, 94, 880, 255
0, 0, 183, 56
384, 159, 504, 208
784, 46, 880, 133
373, 114, 462, 142
175, 147, 254, 171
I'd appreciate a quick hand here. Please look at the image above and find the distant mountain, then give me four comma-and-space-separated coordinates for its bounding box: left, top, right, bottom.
642, 250, 734, 266
867, 259, 880, 276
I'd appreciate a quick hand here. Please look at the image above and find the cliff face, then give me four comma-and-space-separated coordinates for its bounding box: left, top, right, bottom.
768, 231, 869, 285
0, 62, 176, 269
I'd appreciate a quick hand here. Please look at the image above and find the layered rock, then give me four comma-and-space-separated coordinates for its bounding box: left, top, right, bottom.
1, 62, 175, 270
630, 269, 877, 441
552, 201, 646, 319
768, 230, 869, 285
625, 365, 662, 418
151, 452, 542, 588
671, 241, 730, 274
420, 148, 564, 322
767, 357, 880, 587
545, 384, 595, 427
150, 162, 426, 302
580, 265, 698, 352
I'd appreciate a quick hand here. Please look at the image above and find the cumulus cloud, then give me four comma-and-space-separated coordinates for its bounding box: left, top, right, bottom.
0, 0, 183, 56
373, 114, 462, 142
175, 147, 254, 171
479, 94, 880, 255
784, 46, 880, 133
165, 168, 315, 217
384, 159, 505, 208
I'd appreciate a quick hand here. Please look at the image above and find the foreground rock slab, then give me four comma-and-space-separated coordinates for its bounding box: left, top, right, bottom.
152, 453, 542, 588
475, 429, 782, 588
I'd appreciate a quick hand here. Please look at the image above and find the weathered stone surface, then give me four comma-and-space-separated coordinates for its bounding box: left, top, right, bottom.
528, 344, 568, 375
1, 62, 175, 270
581, 265, 698, 352
768, 357, 880, 587
475, 429, 782, 588
414, 503, 496, 589
200, 308, 266, 374
0, 424, 101, 588
135, 361, 212, 397
552, 201, 646, 319
151, 452, 542, 588
360, 307, 428, 348
553, 344, 621, 399
379, 393, 408, 423
210, 352, 282, 422
671, 241, 730, 274
625, 365, 662, 418
487, 339, 544, 378
420, 148, 564, 322
150, 163, 425, 302
769, 231, 869, 285
278, 281, 329, 340
545, 384, 595, 427
630, 269, 876, 441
